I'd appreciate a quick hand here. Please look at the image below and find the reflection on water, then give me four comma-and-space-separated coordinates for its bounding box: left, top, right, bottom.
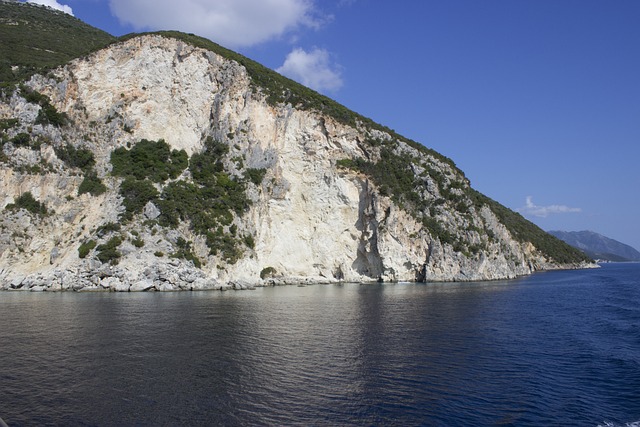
1, 264, 639, 426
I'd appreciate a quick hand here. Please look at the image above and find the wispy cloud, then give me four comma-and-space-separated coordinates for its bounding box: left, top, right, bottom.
276, 47, 343, 93
27, 0, 73, 15
517, 196, 581, 218
108, 0, 323, 48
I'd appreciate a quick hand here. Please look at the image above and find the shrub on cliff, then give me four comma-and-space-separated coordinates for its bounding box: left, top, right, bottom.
0, 118, 18, 131
156, 176, 248, 263
78, 172, 107, 196
10, 132, 31, 147
96, 236, 123, 265
5, 191, 48, 216
96, 222, 121, 236
55, 144, 95, 171
119, 177, 158, 219
19, 86, 67, 127
110, 136, 253, 263
35, 103, 67, 127
339, 148, 423, 212
78, 239, 96, 258
189, 137, 227, 183
111, 139, 188, 183
154, 137, 251, 262
244, 168, 266, 185
171, 237, 201, 268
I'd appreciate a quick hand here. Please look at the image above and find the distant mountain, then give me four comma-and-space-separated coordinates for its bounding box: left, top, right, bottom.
548, 230, 640, 262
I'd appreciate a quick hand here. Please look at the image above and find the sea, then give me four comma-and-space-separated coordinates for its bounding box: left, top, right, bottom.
1, 263, 639, 426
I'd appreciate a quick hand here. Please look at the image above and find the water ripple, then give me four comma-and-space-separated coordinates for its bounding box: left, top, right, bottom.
1, 264, 639, 425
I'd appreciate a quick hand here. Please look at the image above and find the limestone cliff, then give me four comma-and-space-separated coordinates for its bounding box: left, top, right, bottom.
0, 34, 593, 291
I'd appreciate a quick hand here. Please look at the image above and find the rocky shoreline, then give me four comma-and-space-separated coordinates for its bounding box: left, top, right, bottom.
0, 259, 343, 292
1, 260, 597, 293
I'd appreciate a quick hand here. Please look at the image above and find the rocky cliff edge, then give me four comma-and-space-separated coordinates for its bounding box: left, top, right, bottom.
0, 34, 594, 291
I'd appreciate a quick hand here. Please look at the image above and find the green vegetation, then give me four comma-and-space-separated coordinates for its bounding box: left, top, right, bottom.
95, 235, 123, 265
78, 239, 96, 258
78, 172, 107, 196
118, 31, 457, 170
111, 139, 188, 182
109, 137, 258, 264
55, 144, 107, 196
5, 192, 48, 216
244, 168, 267, 186
339, 145, 588, 263
10, 132, 31, 147
338, 146, 462, 227
170, 237, 201, 268
36, 102, 67, 127
19, 85, 67, 127
0, 118, 19, 131
119, 177, 158, 219
341, 147, 475, 252
467, 189, 592, 264
421, 216, 455, 246
189, 140, 225, 179
96, 222, 121, 236
243, 234, 255, 249
0, 1, 115, 83
131, 237, 145, 248
205, 230, 243, 264
55, 144, 95, 171
156, 137, 251, 263
339, 148, 425, 209
7, 132, 51, 151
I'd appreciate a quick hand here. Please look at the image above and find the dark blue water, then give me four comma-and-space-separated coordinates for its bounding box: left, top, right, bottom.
1, 263, 639, 426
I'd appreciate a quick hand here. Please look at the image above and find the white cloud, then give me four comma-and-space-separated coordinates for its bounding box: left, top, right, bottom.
517, 196, 581, 218
276, 47, 343, 92
108, 0, 320, 48
26, 0, 73, 15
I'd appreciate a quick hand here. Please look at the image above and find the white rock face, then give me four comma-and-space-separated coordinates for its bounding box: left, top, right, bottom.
0, 35, 593, 290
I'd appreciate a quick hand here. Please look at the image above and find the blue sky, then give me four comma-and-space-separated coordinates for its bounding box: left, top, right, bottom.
25, 0, 640, 250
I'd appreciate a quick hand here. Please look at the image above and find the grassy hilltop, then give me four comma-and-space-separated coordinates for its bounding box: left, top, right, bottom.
0, 1, 115, 82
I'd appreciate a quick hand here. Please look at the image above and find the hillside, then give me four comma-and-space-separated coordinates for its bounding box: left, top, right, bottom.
0, 1, 115, 82
549, 230, 640, 262
0, 6, 592, 291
